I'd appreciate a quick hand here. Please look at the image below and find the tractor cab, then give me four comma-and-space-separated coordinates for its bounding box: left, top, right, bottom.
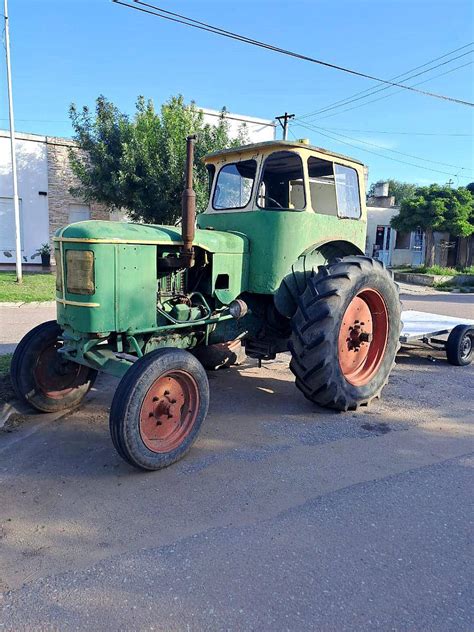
201, 140, 365, 218
198, 140, 367, 300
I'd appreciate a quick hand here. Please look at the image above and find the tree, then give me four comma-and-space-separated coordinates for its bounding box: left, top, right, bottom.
390, 184, 474, 267
68, 95, 248, 224
368, 179, 417, 205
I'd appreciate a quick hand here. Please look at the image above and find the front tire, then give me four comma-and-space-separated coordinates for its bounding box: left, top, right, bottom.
10, 320, 97, 412
109, 348, 209, 471
289, 256, 401, 411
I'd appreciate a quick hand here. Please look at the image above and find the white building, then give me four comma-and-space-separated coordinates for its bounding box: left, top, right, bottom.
200, 108, 276, 143
365, 182, 424, 267
0, 131, 49, 264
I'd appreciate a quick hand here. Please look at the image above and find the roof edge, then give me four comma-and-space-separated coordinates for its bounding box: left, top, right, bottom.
204, 140, 365, 166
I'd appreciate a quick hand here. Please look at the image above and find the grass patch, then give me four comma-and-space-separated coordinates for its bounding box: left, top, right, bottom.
0, 353, 14, 404
393, 265, 474, 276
0, 354, 12, 378
0, 272, 55, 302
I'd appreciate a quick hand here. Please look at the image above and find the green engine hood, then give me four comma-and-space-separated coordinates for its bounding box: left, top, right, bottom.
56, 220, 249, 254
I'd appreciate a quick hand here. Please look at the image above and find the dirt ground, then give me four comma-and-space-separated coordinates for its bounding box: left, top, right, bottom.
0, 290, 472, 630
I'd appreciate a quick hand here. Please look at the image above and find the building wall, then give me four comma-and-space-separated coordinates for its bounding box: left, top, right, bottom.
200, 108, 276, 143
46, 137, 109, 244
366, 205, 424, 267
0, 132, 49, 264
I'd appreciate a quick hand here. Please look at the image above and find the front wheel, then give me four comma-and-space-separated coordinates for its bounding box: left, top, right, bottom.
10, 320, 97, 412
109, 348, 209, 470
289, 256, 401, 411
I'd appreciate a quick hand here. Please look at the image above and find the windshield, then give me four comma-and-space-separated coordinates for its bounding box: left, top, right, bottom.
212, 160, 257, 210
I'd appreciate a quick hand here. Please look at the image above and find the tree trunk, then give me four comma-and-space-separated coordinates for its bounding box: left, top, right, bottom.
424, 229, 435, 267
456, 236, 473, 269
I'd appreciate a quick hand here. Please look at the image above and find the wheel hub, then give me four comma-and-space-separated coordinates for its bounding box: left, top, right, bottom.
461, 335, 472, 359
33, 341, 89, 398
338, 289, 389, 386
139, 371, 199, 452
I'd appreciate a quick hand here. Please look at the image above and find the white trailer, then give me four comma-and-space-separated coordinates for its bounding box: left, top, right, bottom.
400, 310, 474, 365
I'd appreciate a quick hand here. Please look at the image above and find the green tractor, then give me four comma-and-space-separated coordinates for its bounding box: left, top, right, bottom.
12, 136, 401, 470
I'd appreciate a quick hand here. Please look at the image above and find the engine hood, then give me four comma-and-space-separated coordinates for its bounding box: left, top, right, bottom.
55, 220, 249, 254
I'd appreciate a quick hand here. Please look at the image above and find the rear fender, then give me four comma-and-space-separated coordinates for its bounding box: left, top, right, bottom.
274, 240, 364, 318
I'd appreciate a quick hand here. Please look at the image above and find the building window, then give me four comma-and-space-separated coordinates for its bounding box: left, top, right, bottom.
307, 157, 337, 216
257, 151, 305, 210
395, 231, 411, 249
212, 160, 257, 210
69, 204, 91, 224
334, 164, 361, 219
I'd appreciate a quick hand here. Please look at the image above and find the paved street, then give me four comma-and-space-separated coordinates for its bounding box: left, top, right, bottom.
0, 290, 473, 630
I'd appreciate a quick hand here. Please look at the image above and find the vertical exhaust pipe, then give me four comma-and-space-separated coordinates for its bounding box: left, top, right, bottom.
181, 134, 196, 267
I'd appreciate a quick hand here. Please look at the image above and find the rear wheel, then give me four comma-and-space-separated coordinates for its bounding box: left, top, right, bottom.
446, 325, 473, 366
109, 348, 209, 470
10, 320, 97, 412
289, 256, 401, 411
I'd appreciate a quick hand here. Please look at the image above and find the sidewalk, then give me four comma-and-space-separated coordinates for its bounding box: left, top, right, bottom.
0, 303, 56, 354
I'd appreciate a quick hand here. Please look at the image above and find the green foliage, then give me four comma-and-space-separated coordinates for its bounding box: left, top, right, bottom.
69, 95, 248, 224
0, 354, 12, 378
0, 273, 55, 302
368, 179, 417, 204
391, 184, 474, 238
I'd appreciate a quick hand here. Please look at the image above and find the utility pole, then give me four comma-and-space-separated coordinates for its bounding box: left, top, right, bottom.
4, 0, 22, 283
275, 112, 295, 140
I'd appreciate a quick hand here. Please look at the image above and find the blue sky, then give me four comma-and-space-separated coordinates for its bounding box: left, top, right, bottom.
1, 0, 473, 187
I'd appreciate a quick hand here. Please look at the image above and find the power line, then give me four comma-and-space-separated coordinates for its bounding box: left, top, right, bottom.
298, 42, 474, 120
299, 49, 473, 120
303, 60, 473, 122
294, 123, 474, 172
112, 0, 474, 107
292, 119, 472, 179
317, 126, 473, 137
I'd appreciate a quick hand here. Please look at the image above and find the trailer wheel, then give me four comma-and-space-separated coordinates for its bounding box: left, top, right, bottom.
446, 325, 473, 366
289, 256, 401, 411
10, 320, 97, 412
109, 348, 209, 470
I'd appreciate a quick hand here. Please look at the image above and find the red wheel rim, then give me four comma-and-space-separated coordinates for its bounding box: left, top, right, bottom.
33, 341, 90, 398
139, 371, 199, 453
338, 288, 388, 386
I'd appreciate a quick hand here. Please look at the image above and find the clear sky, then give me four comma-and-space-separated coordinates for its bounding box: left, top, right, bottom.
1, 0, 473, 187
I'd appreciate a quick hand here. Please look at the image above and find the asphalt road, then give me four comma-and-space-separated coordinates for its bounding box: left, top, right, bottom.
0, 291, 473, 631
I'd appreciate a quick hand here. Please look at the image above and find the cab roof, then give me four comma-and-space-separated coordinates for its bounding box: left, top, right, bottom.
204, 139, 365, 167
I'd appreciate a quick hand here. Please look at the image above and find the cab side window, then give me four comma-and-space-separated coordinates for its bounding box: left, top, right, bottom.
334, 164, 361, 219
257, 151, 305, 210
307, 157, 337, 216
308, 158, 361, 219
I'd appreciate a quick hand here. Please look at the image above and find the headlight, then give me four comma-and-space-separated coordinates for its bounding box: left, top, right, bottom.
66, 250, 95, 295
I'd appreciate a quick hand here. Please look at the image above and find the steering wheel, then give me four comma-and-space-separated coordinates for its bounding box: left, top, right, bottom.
265, 196, 283, 209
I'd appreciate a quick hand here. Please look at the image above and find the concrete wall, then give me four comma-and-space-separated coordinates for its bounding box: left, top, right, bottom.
0, 132, 49, 264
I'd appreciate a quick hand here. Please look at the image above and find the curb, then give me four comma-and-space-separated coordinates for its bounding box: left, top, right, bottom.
0, 397, 69, 430
0, 301, 55, 307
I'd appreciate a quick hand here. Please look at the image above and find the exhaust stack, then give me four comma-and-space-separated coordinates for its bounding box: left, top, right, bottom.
181, 134, 197, 267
